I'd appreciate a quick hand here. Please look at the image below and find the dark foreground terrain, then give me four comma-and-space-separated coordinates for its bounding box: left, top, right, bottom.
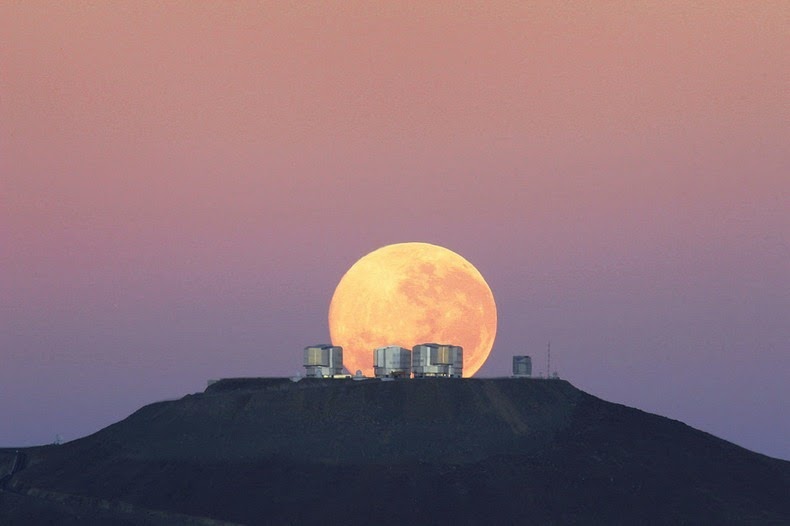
2, 378, 788, 525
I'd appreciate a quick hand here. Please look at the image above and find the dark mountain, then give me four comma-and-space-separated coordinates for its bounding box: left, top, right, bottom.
2, 378, 788, 525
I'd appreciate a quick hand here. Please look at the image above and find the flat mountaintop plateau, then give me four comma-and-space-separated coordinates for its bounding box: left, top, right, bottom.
1, 378, 788, 525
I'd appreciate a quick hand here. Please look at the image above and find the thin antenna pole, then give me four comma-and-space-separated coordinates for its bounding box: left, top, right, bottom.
547, 341, 551, 378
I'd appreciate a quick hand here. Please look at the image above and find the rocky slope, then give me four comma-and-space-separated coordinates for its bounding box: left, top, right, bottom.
2, 378, 788, 525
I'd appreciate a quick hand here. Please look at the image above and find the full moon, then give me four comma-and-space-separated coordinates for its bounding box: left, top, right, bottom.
328, 242, 497, 377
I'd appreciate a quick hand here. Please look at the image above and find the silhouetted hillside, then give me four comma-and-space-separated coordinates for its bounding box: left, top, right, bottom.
2, 378, 788, 525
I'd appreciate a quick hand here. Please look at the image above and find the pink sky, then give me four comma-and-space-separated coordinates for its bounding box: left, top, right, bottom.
1, 2, 788, 459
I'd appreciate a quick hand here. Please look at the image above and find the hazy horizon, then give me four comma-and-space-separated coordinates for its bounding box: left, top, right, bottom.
2, 2, 788, 460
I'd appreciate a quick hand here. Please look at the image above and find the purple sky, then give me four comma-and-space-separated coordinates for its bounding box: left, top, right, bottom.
1, 2, 788, 459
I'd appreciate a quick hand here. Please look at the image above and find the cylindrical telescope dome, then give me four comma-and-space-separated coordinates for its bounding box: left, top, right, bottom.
303, 344, 343, 377
412, 343, 463, 378
373, 345, 412, 378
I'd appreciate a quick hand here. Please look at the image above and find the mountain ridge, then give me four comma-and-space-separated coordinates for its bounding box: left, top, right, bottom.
2, 378, 788, 525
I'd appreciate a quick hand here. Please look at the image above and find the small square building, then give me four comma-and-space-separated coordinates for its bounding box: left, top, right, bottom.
512, 355, 532, 377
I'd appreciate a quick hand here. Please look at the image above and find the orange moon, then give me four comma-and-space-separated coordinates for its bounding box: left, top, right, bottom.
328, 242, 497, 377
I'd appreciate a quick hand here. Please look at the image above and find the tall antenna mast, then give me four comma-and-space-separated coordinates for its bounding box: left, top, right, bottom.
547, 341, 551, 378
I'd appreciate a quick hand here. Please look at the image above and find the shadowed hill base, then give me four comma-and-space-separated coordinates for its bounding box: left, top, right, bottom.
2, 378, 788, 525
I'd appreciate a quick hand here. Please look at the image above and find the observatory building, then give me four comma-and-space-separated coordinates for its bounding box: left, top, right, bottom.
412, 343, 463, 378
303, 344, 343, 377
512, 355, 532, 377
373, 346, 412, 378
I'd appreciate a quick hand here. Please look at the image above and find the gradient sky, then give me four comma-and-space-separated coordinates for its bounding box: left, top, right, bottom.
1, 2, 788, 459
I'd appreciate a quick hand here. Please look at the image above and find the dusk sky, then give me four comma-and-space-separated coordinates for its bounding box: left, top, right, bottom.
2, 2, 788, 460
